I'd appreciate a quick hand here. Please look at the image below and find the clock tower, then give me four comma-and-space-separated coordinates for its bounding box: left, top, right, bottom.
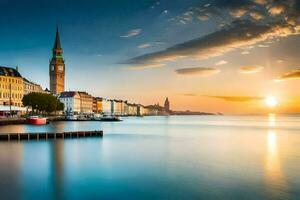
49, 27, 65, 94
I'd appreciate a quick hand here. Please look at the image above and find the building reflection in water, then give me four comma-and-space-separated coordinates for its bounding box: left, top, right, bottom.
0, 142, 24, 199
51, 140, 65, 200
264, 114, 289, 199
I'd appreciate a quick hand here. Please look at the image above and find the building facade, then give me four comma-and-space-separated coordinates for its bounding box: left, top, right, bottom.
128, 103, 138, 116
78, 92, 93, 113
0, 66, 24, 107
113, 100, 123, 115
23, 78, 44, 95
93, 97, 103, 113
59, 91, 93, 114
145, 105, 159, 115
49, 28, 65, 94
59, 91, 81, 114
102, 99, 112, 115
123, 101, 129, 116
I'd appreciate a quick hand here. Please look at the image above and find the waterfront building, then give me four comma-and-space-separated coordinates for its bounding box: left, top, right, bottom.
59, 91, 93, 114
128, 103, 138, 116
93, 97, 103, 113
0, 66, 24, 107
102, 98, 112, 115
164, 97, 170, 113
137, 104, 143, 116
59, 91, 81, 114
112, 100, 124, 115
92, 97, 97, 113
145, 105, 159, 115
78, 92, 93, 114
49, 28, 65, 94
23, 78, 44, 95
123, 101, 129, 116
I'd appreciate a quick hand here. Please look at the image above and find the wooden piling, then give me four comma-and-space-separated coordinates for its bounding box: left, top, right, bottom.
0, 130, 103, 142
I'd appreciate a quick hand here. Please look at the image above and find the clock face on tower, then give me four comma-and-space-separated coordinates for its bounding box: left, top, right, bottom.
58, 65, 64, 72
51, 65, 55, 71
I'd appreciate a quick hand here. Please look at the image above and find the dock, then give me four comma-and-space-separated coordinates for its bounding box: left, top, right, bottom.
0, 130, 103, 141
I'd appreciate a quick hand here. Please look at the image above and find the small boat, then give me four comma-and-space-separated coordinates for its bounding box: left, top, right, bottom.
77, 115, 88, 121
27, 116, 48, 125
66, 115, 78, 121
100, 115, 122, 122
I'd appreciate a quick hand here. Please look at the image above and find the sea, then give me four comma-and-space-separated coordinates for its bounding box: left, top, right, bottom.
0, 115, 299, 200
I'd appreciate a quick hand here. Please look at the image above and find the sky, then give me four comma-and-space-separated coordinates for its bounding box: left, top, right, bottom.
0, 0, 300, 114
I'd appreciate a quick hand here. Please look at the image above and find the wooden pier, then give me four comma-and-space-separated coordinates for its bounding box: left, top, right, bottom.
0, 130, 103, 141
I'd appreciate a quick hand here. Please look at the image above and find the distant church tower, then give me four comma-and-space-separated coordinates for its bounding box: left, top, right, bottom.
49, 27, 65, 94
164, 97, 170, 112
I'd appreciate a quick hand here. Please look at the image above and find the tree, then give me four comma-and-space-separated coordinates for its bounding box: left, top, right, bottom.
22, 92, 64, 115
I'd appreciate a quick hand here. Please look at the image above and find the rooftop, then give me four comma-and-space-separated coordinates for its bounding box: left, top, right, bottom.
59, 91, 78, 98
0, 66, 22, 78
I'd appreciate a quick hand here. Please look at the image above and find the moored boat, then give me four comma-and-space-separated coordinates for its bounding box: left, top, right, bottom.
100, 115, 122, 121
66, 115, 78, 121
27, 116, 48, 125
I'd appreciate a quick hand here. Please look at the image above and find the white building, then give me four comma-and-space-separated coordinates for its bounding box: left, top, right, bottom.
59, 91, 81, 114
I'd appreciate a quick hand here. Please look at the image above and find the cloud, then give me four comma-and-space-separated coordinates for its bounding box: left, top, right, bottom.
230, 8, 248, 18
253, 0, 268, 5
127, 63, 166, 70
275, 69, 300, 81
180, 93, 198, 97
205, 95, 263, 102
258, 44, 270, 48
121, 29, 142, 38
126, 20, 297, 65
250, 11, 265, 20
198, 15, 210, 21
138, 43, 152, 49
241, 50, 250, 55
162, 10, 169, 14
239, 65, 264, 74
277, 59, 284, 63
124, 0, 300, 69
215, 60, 228, 66
175, 67, 220, 76
268, 5, 286, 16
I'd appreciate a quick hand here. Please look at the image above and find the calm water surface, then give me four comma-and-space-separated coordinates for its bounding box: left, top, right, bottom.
0, 115, 300, 200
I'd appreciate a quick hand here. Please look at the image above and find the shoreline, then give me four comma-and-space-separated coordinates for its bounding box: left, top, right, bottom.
0, 114, 219, 126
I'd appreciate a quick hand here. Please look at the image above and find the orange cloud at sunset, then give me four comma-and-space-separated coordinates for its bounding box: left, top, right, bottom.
275, 69, 300, 81
175, 67, 220, 76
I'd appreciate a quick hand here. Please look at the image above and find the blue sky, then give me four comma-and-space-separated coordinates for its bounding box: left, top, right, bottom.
0, 0, 300, 113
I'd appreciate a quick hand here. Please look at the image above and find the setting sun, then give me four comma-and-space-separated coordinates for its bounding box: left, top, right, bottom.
265, 96, 278, 108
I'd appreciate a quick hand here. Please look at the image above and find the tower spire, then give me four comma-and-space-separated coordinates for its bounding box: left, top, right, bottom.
53, 27, 62, 50
50, 27, 65, 94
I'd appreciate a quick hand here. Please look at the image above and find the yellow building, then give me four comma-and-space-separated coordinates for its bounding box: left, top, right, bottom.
113, 100, 123, 115
93, 97, 103, 113
0, 66, 24, 107
23, 78, 44, 95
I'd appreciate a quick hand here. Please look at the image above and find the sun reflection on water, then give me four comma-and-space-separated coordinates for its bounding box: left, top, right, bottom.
265, 129, 289, 199
267, 131, 277, 154
268, 113, 276, 127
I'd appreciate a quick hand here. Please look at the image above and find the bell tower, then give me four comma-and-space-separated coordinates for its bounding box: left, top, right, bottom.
164, 97, 170, 112
49, 27, 65, 94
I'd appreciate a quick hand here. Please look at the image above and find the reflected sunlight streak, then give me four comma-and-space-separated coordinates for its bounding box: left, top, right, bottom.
268, 114, 276, 127
265, 130, 288, 199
